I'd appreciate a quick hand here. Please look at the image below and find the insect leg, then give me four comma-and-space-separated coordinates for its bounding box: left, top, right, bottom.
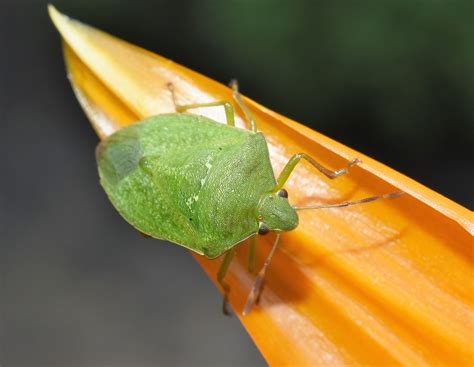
273, 153, 361, 191
229, 79, 257, 132
217, 248, 236, 315
167, 83, 235, 126
247, 235, 257, 273
243, 233, 281, 315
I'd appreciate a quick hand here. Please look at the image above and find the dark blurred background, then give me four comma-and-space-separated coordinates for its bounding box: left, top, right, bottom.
1, 1, 473, 366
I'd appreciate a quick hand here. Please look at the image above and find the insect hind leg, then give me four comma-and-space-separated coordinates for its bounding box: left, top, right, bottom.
167, 83, 235, 127
229, 79, 257, 132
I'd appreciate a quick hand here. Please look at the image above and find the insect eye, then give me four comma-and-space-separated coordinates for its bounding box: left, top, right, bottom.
258, 222, 269, 235
277, 188, 288, 198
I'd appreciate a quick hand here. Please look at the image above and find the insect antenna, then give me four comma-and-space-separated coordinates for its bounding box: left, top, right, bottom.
243, 233, 281, 315
293, 191, 403, 211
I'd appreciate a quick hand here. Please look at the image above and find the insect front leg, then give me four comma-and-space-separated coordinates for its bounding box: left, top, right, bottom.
273, 153, 361, 191
243, 233, 281, 315
167, 83, 235, 126
216, 248, 236, 315
247, 236, 257, 273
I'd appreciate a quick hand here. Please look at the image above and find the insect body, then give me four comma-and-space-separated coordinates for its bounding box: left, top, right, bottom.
96, 81, 399, 314
97, 113, 297, 259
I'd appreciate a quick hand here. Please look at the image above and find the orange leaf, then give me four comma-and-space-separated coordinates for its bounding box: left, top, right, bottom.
49, 5, 473, 366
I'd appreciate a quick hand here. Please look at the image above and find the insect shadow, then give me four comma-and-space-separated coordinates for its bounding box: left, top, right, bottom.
247, 229, 405, 317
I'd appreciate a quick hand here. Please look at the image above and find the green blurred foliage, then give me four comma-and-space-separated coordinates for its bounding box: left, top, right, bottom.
194, 1, 473, 149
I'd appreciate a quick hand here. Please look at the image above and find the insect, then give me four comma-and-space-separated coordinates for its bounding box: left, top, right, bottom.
96, 80, 401, 315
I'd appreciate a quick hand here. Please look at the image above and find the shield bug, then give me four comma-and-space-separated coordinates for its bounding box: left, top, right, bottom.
96, 80, 402, 315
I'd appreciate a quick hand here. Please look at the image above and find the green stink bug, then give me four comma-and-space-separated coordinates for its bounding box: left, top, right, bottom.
96, 80, 401, 315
